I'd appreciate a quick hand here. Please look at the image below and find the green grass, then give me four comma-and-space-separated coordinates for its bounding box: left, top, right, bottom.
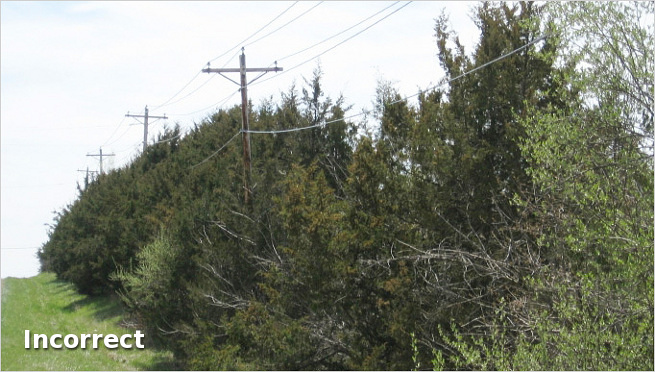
1, 273, 176, 371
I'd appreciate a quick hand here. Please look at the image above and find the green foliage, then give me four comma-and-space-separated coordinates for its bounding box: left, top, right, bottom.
110, 231, 190, 348
513, 4, 653, 368
113, 232, 180, 306
425, 2, 653, 370
513, 98, 654, 370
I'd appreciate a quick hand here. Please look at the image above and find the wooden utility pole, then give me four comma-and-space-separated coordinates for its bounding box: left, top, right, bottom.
126, 105, 168, 153
86, 147, 115, 175
202, 48, 282, 204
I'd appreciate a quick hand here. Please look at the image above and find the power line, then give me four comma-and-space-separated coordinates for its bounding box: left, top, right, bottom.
245, 33, 549, 135
293, 1, 412, 66
113, 143, 139, 154
115, 143, 143, 165
152, 74, 217, 113
190, 130, 241, 170
246, 112, 367, 134
390, 34, 550, 106
207, 1, 299, 65
274, 1, 401, 64
252, 1, 413, 88
151, 52, 237, 112
104, 127, 132, 147
102, 116, 128, 147
153, 131, 185, 145
168, 88, 241, 117
151, 71, 204, 111
242, 1, 324, 49
151, 2, 299, 113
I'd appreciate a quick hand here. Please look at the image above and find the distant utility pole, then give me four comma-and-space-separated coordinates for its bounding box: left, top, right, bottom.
77, 167, 99, 189
126, 105, 168, 153
86, 147, 115, 175
202, 48, 283, 204
77, 167, 99, 181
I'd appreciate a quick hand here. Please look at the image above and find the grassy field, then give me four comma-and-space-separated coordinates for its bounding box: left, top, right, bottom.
1, 273, 176, 371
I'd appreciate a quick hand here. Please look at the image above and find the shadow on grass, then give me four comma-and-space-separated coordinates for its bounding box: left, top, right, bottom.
46, 275, 180, 371
61, 293, 126, 322
46, 277, 79, 296
133, 352, 181, 371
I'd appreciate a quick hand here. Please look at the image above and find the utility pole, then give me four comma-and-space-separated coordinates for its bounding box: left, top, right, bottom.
77, 167, 99, 189
126, 105, 168, 153
86, 147, 115, 175
202, 48, 282, 204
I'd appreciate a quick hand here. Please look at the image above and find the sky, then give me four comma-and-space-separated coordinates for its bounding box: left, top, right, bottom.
1, 1, 481, 278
